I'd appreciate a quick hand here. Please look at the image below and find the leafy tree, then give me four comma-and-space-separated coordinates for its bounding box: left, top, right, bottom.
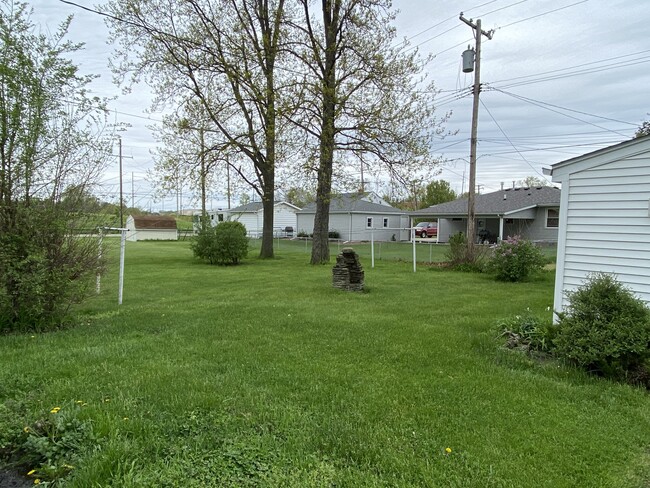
635, 119, 650, 138
516, 176, 550, 188
106, 0, 292, 258
290, 0, 445, 264
420, 180, 457, 208
150, 103, 227, 225
0, 2, 112, 332
284, 187, 315, 208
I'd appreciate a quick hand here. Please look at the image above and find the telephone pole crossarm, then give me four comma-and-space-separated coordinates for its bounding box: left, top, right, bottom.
459, 13, 494, 39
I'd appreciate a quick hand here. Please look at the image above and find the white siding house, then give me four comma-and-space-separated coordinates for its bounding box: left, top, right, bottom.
550, 136, 650, 313
228, 201, 299, 237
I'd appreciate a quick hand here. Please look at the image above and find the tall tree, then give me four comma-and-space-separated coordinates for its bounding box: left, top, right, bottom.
150, 103, 230, 225
420, 179, 457, 209
635, 119, 650, 138
516, 176, 550, 188
0, 1, 112, 331
106, 0, 291, 258
290, 0, 445, 263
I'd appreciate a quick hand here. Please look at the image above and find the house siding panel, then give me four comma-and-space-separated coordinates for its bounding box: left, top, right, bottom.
296, 213, 315, 236
560, 157, 650, 308
273, 205, 298, 233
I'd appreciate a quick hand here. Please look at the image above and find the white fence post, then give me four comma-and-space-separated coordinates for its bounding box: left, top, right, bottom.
371, 228, 375, 268
119, 229, 126, 305
412, 227, 416, 273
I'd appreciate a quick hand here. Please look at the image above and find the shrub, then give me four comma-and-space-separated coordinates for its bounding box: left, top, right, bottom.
554, 273, 650, 384
488, 235, 545, 282
496, 310, 556, 353
328, 230, 340, 239
0, 206, 102, 333
444, 232, 487, 272
191, 222, 249, 265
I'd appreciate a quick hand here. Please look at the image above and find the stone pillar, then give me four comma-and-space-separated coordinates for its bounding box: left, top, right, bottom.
332, 248, 364, 291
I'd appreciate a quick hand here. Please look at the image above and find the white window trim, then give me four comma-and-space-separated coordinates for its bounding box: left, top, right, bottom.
366, 217, 373, 228
545, 208, 559, 229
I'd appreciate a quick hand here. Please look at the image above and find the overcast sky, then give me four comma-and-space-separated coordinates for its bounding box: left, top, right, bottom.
30, 0, 650, 210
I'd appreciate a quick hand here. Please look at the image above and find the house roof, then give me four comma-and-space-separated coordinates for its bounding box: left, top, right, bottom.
297, 192, 402, 214
410, 186, 561, 217
228, 201, 301, 213
130, 215, 177, 230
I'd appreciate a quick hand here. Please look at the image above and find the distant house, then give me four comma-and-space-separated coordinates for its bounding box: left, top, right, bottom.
126, 215, 178, 241
296, 192, 409, 241
410, 186, 561, 243
228, 201, 300, 237
549, 136, 650, 312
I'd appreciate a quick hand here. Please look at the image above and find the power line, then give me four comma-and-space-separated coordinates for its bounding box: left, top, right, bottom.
479, 99, 546, 178
497, 0, 589, 30
490, 88, 632, 137
474, 0, 532, 18
489, 88, 636, 126
489, 49, 650, 87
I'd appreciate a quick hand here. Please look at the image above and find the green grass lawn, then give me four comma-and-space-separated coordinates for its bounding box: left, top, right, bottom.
1, 239, 647, 487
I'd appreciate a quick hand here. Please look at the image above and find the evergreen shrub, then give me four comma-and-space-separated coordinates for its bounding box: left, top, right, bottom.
554, 273, 650, 385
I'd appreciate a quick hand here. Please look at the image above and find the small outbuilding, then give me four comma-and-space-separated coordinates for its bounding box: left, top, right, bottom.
126, 215, 178, 242
549, 136, 650, 312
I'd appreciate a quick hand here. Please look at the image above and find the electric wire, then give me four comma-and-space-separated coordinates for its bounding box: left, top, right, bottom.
479, 98, 547, 178
489, 88, 632, 137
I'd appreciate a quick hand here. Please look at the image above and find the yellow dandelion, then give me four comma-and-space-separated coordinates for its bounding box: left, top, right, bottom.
445, 447, 452, 454
34, 479, 41, 485
50, 406, 61, 414
103, 398, 110, 403
63, 464, 74, 470
122, 417, 129, 421
75, 400, 83, 404
27, 469, 36, 476
23, 426, 30, 433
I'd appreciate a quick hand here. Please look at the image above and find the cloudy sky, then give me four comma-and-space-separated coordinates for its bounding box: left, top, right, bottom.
29, 0, 650, 210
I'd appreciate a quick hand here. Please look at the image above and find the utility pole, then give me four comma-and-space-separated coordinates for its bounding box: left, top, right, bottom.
460, 13, 493, 257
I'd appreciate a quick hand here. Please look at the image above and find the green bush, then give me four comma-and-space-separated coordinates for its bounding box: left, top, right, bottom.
496, 310, 556, 353
554, 273, 650, 384
328, 230, 340, 239
0, 206, 101, 333
488, 236, 545, 282
444, 232, 487, 272
191, 221, 249, 265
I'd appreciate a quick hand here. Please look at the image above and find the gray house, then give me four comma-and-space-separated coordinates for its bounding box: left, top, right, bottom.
549, 136, 650, 312
410, 186, 561, 243
296, 192, 409, 241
